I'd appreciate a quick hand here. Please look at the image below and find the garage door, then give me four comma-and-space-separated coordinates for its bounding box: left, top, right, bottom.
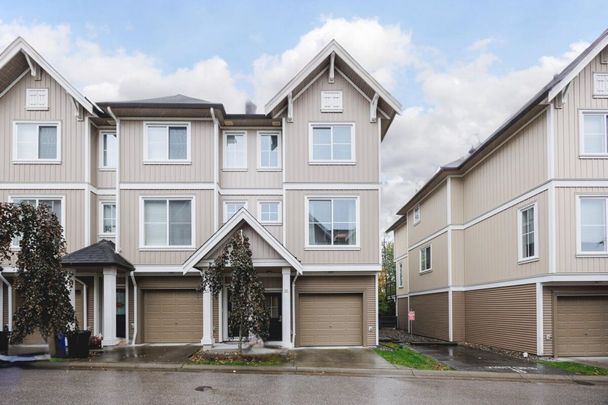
143, 290, 203, 343
298, 294, 363, 346
556, 296, 608, 356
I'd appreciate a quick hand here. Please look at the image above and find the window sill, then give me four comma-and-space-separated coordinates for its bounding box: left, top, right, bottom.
98, 233, 116, 238
308, 161, 356, 166
98, 167, 117, 172
320, 109, 344, 113
260, 222, 282, 226
304, 246, 360, 251
222, 168, 248, 172
517, 257, 539, 265
576, 253, 608, 258
579, 154, 608, 159
256, 168, 282, 172
139, 246, 196, 252
12, 160, 61, 165
143, 161, 191, 165
418, 269, 432, 275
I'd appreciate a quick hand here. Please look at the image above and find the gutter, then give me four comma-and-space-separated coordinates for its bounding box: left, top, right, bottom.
291, 272, 299, 347
106, 106, 121, 253
129, 271, 138, 345
0, 273, 12, 331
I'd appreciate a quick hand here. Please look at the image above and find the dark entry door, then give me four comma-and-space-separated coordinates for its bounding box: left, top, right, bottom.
116, 288, 126, 338
266, 293, 282, 341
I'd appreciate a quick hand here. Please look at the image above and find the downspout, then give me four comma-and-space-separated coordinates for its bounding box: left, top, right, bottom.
0, 273, 12, 331
210, 107, 219, 232
106, 106, 121, 253
291, 272, 299, 347
129, 271, 138, 345
74, 277, 88, 330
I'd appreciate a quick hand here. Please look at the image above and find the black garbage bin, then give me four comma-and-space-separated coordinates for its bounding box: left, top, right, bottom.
67, 330, 91, 358
0, 331, 10, 355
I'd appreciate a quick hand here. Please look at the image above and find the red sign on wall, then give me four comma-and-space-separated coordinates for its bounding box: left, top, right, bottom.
408, 311, 415, 321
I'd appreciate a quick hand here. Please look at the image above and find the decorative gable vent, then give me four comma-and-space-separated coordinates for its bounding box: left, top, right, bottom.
593, 73, 608, 97
26, 88, 49, 110
321, 90, 343, 112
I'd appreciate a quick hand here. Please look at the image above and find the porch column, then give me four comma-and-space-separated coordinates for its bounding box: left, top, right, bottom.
68, 270, 76, 310
102, 267, 117, 346
201, 288, 214, 346
281, 268, 292, 348
93, 275, 100, 335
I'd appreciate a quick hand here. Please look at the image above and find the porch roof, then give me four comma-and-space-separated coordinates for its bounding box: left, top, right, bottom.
61, 239, 135, 271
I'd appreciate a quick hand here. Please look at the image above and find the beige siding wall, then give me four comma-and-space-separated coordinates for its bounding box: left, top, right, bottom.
451, 230, 465, 287
463, 192, 548, 285
409, 293, 449, 341
295, 275, 376, 346
285, 189, 379, 265
393, 224, 408, 258
465, 284, 537, 353
452, 291, 465, 342
555, 50, 608, 179
408, 182, 447, 245
91, 125, 116, 189
450, 177, 464, 225
0, 70, 85, 183
409, 232, 448, 292
543, 286, 553, 356
396, 257, 409, 294
556, 187, 608, 273
462, 113, 547, 222
396, 297, 409, 331
285, 72, 380, 183
207, 224, 282, 261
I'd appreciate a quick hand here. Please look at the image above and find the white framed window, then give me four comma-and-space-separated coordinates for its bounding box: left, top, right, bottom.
99, 132, 117, 169
320, 90, 343, 112
26, 88, 49, 110
517, 203, 538, 262
257, 131, 281, 169
398, 263, 404, 288
9, 196, 64, 247
143, 122, 190, 163
309, 123, 355, 163
224, 131, 247, 169
258, 201, 281, 224
306, 197, 359, 248
413, 205, 421, 225
99, 202, 117, 235
419, 245, 431, 272
577, 196, 608, 255
224, 201, 247, 223
140, 197, 194, 249
593, 73, 608, 97
580, 111, 608, 156
13, 121, 61, 162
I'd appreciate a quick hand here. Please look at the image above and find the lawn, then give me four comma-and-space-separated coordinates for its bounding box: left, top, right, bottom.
538, 360, 608, 376
374, 343, 449, 370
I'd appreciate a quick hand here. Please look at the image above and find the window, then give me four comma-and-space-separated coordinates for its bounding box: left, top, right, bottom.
100, 203, 116, 235
258, 131, 281, 169
307, 197, 358, 247
413, 205, 421, 225
100, 133, 117, 168
11, 197, 63, 247
13, 122, 60, 162
580, 112, 608, 155
578, 196, 608, 254
26, 89, 49, 110
309, 124, 354, 163
320, 91, 343, 112
258, 201, 281, 224
593, 73, 608, 97
144, 122, 190, 162
224, 131, 247, 169
518, 204, 538, 262
142, 198, 193, 248
398, 263, 404, 288
224, 201, 247, 223
420, 246, 431, 272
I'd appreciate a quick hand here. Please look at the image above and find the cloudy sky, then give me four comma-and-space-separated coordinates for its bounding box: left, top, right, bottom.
0, 1, 606, 234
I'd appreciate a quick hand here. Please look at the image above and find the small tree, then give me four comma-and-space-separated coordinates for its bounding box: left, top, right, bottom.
379, 239, 396, 316
0, 202, 75, 344
199, 231, 269, 352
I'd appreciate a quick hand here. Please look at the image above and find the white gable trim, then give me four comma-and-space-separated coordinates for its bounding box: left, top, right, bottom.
182, 208, 303, 274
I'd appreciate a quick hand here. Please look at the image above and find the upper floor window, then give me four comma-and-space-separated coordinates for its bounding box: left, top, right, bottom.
307, 197, 358, 247
224, 131, 247, 169
413, 205, 421, 225
419, 245, 431, 272
398, 263, 404, 288
141, 198, 193, 248
144, 122, 190, 163
581, 112, 608, 155
13, 122, 60, 162
224, 201, 247, 223
518, 203, 538, 262
26, 89, 48, 110
11, 197, 63, 247
578, 196, 607, 255
258, 201, 281, 224
309, 124, 354, 163
100, 132, 117, 169
320, 91, 343, 112
100, 202, 116, 235
258, 131, 281, 169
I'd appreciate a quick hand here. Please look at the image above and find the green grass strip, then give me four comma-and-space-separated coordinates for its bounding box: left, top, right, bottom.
538, 360, 608, 376
374, 343, 449, 370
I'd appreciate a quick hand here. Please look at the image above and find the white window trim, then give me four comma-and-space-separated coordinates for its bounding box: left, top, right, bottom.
419, 245, 432, 273
517, 202, 539, 263
593, 73, 608, 98
8, 195, 66, 248
579, 110, 608, 157
398, 262, 404, 288
98, 201, 117, 237
308, 122, 356, 165
25, 88, 49, 111
139, 196, 196, 251
576, 194, 608, 257
304, 195, 360, 250
223, 130, 248, 170
320, 90, 344, 113
142, 121, 191, 164
256, 130, 282, 170
257, 201, 282, 224
12, 121, 62, 164
98, 131, 117, 170
413, 205, 421, 225
223, 200, 248, 223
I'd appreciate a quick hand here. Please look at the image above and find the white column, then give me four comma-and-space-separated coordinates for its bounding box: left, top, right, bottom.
102, 267, 117, 346
281, 268, 292, 348
93, 275, 99, 335
201, 288, 214, 346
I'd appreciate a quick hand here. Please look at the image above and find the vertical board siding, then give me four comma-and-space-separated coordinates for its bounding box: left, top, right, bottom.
396, 258, 409, 294
452, 291, 465, 342
462, 113, 547, 223
408, 182, 448, 245
394, 225, 408, 258
543, 286, 553, 356
451, 230, 465, 287
91, 126, 117, 189
465, 284, 537, 353
450, 178, 464, 225
409, 293, 449, 341
408, 232, 449, 292
285, 72, 380, 183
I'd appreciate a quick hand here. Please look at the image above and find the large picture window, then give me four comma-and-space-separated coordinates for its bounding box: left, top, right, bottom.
578, 196, 608, 254
309, 124, 354, 163
144, 122, 190, 162
13, 122, 60, 162
142, 198, 193, 248
307, 197, 358, 247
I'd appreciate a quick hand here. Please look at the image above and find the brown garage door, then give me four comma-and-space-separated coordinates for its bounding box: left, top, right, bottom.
143, 289, 203, 343
556, 296, 608, 356
298, 294, 363, 346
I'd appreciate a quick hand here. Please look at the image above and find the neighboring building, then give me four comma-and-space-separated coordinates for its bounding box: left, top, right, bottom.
0, 37, 401, 348
388, 30, 608, 357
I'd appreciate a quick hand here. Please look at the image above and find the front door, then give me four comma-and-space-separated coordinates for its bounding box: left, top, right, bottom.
116, 288, 126, 338
266, 293, 282, 341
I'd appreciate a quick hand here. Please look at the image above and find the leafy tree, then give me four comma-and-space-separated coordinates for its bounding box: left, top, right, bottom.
0, 202, 75, 344
199, 231, 269, 352
378, 239, 396, 316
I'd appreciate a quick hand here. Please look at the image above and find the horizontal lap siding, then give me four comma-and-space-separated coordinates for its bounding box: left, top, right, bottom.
409, 183, 447, 245
397, 297, 409, 331
409, 293, 448, 341
452, 291, 465, 342
409, 232, 449, 292
465, 284, 536, 353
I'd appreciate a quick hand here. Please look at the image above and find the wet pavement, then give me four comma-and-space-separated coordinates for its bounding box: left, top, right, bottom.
89, 344, 200, 363
411, 344, 570, 374
293, 348, 396, 369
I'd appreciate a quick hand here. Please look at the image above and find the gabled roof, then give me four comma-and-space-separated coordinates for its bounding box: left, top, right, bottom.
0, 37, 98, 115
386, 214, 407, 233
97, 93, 221, 108
182, 208, 303, 274
62, 240, 134, 271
